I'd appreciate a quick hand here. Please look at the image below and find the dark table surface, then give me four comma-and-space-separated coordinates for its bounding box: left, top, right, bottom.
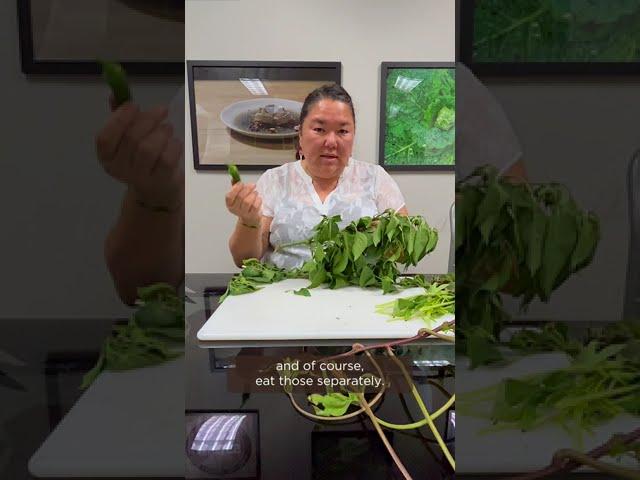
185, 275, 456, 479
185, 274, 629, 479
1, 274, 624, 479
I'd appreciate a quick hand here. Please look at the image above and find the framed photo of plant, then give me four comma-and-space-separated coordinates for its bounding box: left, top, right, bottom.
187, 60, 341, 171
379, 62, 455, 171
460, 0, 640, 75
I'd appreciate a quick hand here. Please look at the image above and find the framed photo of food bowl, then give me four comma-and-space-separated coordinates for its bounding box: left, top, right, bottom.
460, 0, 640, 75
187, 61, 342, 171
17, 0, 184, 74
379, 62, 456, 171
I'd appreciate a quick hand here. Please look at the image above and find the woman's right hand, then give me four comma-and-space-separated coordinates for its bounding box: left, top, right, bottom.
95, 101, 183, 209
225, 182, 263, 227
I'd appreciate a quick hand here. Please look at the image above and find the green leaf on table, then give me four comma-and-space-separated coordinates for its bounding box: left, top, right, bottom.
294, 288, 311, 297
81, 283, 184, 390
308, 392, 360, 417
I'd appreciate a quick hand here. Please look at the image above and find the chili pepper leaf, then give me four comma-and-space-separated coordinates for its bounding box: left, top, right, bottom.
332, 250, 349, 274
539, 211, 578, 298
313, 245, 325, 263
381, 276, 396, 294
134, 301, 181, 328
425, 228, 438, 255
482, 255, 513, 292
358, 265, 375, 288
406, 227, 416, 257
308, 392, 359, 417
333, 276, 350, 289
570, 212, 599, 270
412, 228, 429, 265
309, 268, 327, 289
352, 232, 368, 260
386, 215, 399, 241
137, 283, 177, 302
475, 181, 507, 229
525, 209, 546, 277
373, 217, 387, 247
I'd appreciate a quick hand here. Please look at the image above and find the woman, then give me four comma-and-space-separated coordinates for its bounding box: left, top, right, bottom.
225, 84, 408, 269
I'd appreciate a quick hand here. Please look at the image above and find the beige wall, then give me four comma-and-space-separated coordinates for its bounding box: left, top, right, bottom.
185, 0, 455, 274
489, 81, 640, 322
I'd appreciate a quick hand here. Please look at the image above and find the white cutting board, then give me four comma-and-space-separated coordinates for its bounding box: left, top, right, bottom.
456, 352, 639, 473
29, 359, 183, 478
197, 278, 454, 341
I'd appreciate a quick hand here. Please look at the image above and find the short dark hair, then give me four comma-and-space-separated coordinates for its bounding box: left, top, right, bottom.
299, 83, 356, 129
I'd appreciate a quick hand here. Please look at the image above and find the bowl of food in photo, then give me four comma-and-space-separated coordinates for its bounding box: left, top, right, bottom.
220, 98, 302, 139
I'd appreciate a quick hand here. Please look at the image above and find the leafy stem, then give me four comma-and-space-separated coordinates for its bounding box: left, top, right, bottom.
273, 239, 311, 252
387, 141, 416, 159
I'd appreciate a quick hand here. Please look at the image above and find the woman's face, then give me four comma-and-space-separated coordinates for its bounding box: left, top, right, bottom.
298, 99, 355, 180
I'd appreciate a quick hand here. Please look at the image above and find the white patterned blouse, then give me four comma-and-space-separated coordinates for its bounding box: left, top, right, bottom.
256, 158, 406, 269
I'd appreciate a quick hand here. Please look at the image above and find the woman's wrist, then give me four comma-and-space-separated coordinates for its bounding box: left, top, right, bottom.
238, 218, 260, 229
132, 188, 183, 213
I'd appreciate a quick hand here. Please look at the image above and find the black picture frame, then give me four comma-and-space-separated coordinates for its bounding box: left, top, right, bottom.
379, 62, 456, 172
17, 0, 184, 75
186, 60, 341, 172
185, 409, 261, 480
460, 0, 640, 76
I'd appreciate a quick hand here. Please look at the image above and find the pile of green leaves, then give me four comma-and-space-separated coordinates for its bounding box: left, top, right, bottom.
300, 210, 438, 293
461, 338, 640, 444
384, 68, 455, 166
220, 259, 301, 302
507, 322, 581, 356
473, 0, 640, 62
222, 210, 438, 301
81, 283, 184, 389
456, 166, 599, 366
375, 275, 455, 324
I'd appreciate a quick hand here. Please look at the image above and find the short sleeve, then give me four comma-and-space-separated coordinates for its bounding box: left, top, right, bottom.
374, 166, 406, 212
255, 169, 277, 217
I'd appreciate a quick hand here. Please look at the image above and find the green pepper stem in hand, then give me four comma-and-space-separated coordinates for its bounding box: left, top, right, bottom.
227, 164, 241, 185
99, 60, 131, 107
